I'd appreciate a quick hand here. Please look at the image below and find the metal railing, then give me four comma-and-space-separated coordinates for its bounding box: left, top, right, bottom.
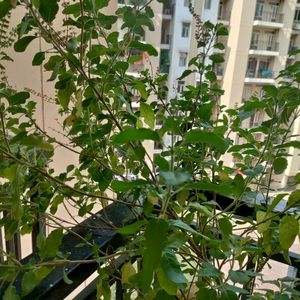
254, 11, 284, 23
1, 194, 299, 299
250, 41, 279, 52
163, 7, 173, 15
293, 21, 300, 30
161, 34, 171, 45
246, 69, 276, 79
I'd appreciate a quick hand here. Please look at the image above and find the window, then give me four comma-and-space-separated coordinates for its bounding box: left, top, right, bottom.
255, 1, 264, 20
294, 9, 300, 22
177, 80, 185, 93
184, 0, 189, 7
182, 22, 190, 38
204, 0, 211, 9
179, 52, 188, 67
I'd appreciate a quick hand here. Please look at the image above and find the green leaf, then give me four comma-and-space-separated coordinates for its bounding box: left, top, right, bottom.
8, 91, 30, 105
209, 54, 225, 63
196, 288, 217, 300
140, 102, 155, 129
154, 154, 169, 171
38, 229, 63, 259
111, 179, 148, 192
189, 203, 212, 217
176, 189, 189, 206
185, 182, 232, 197
121, 262, 136, 284
205, 70, 217, 82
274, 141, 300, 149
228, 270, 250, 284
256, 211, 273, 234
112, 128, 159, 144
288, 189, 300, 207
117, 220, 146, 235
3, 286, 20, 300
273, 157, 288, 174
169, 219, 199, 236
199, 262, 221, 278
63, 268, 73, 284
39, 0, 59, 23
219, 218, 232, 236
98, 13, 117, 29
160, 251, 187, 286
267, 193, 288, 213
32, 52, 45, 66
62, 3, 80, 15
0, 0, 12, 19
154, 290, 176, 300
20, 135, 53, 151
14, 36, 36, 52
160, 170, 191, 185
156, 267, 177, 295
177, 69, 194, 80
22, 267, 52, 295
140, 218, 169, 292
184, 130, 229, 153
0, 165, 18, 180
279, 215, 298, 250
130, 40, 158, 56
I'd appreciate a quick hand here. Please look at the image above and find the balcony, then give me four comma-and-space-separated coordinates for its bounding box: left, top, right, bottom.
160, 34, 172, 49
160, 63, 170, 74
245, 69, 276, 84
162, 7, 173, 19
217, 12, 231, 26
293, 21, 300, 31
253, 12, 284, 28
3, 198, 300, 299
249, 41, 279, 56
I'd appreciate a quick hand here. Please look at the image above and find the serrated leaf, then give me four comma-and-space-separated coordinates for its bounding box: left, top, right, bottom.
160, 170, 191, 186
140, 102, 155, 129
279, 215, 298, 250
273, 157, 288, 174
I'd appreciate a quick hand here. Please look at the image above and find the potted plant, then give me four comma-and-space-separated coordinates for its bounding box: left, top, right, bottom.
0, 0, 300, 299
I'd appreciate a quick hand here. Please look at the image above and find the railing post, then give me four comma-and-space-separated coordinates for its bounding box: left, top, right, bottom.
115, 271, 124, 300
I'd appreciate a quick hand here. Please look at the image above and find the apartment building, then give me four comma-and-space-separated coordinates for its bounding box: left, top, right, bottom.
155, 0, 300, 189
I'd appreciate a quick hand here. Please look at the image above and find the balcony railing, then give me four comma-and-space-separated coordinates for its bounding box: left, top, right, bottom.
250, 41, 279, 52
246, 69, 275, 79
293, 21, 300, 30
254, 11, 284, 23
161, 34, 171, 45
218, 11, 231, 21
160, 63, 170, 74
1, 194, 299, 299
163, 7, 173, 15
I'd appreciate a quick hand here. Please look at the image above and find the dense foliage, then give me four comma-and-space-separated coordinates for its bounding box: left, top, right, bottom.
0, 0, 300, 299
